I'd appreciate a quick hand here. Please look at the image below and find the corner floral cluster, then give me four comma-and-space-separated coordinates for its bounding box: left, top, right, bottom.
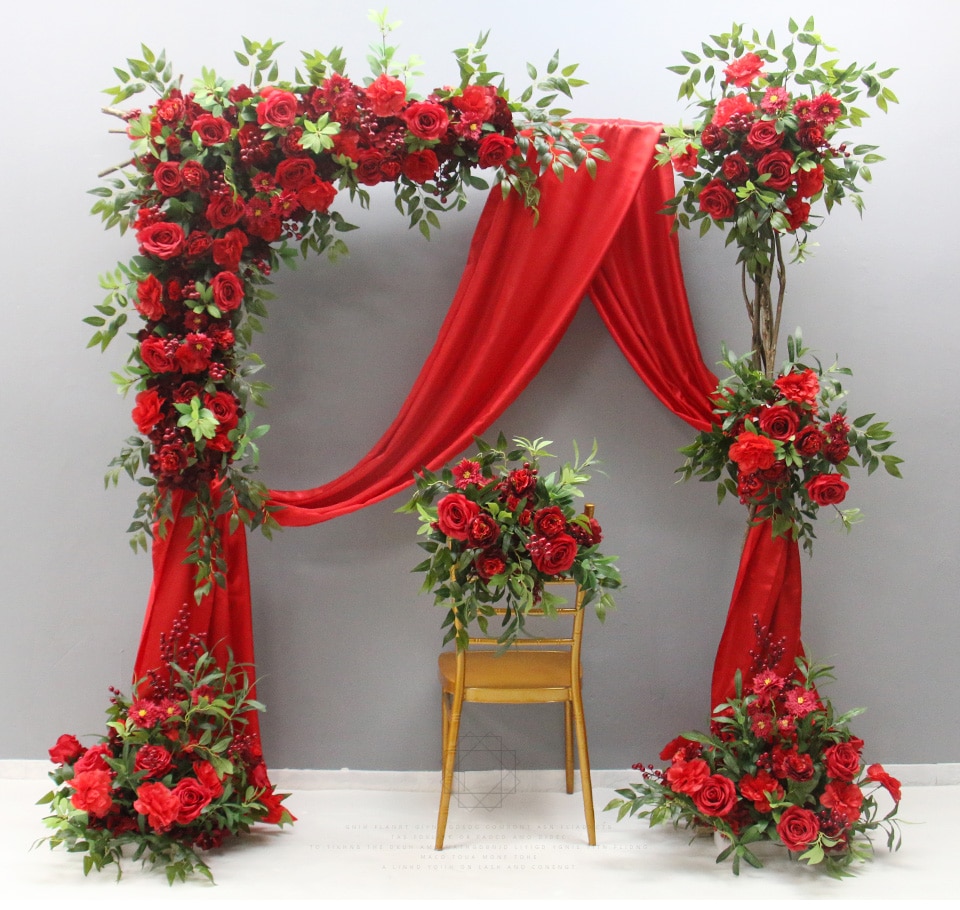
606, 623, 902, 877
656, 17, 896, 377
677, 334, 901, 552
39, 608, 293, 883
399, 435, 621, 648
89, 20, 606, 597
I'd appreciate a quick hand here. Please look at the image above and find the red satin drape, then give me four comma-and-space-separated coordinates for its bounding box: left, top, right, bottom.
132, 118, 802, 752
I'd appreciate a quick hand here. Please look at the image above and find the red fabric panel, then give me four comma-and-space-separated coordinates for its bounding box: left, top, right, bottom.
710, 521, 803, 707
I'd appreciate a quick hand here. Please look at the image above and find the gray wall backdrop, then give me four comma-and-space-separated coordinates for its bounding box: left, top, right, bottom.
3, 0, 957, 771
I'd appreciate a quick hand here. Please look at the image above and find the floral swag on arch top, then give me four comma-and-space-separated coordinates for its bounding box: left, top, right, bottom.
47, 14, 890, 883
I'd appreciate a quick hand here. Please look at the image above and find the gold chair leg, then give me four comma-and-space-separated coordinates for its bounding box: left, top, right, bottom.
564, 701, 574, 794
571, 690, 596, 845
435, 690, 462, 850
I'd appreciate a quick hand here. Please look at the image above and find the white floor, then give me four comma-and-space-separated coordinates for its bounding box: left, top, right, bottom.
4, 764, 958, 906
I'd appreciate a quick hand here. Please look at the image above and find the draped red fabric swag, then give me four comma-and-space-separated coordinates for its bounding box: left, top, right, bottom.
133, 119, 802, 757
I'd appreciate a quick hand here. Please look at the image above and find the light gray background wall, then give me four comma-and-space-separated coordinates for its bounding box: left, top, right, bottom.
3, 0, 957, 771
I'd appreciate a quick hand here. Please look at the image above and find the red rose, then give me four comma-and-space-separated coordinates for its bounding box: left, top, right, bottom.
205, 191, 245, 230
355, 149, 386, 186
794, 425, 824, 457
700, 123, 727, 151
137, 222, 185, 260
73, 743, 113, 774
298, 178, 337, 213
474, 549, 506, 582
183, 230, 213, 260
757, 149, 795, 191
776, 805, 820, 851
134, 744, 173, 778
824, 741, 862, 782
257, 88, 299, 129
477, 133, 517, 169
723, 53, 765, 87
774, 368, 819, 405
721, 153, 751, 185
132, 389, 164, 434
364, 73, 407, 117
528, 532, 578, 576
70, 769, 115, 818
140, 336, 177, 374
173, 777, 214, 824
49, 734, 84, 765
531, 506, 566, 539
466, 512, 500, 549
866, 763, 902, 803
180, 159, 209, 191
134, 781, 181, 832
211, 270, 245, 313
275, 156, 316, 191
746, 119, 783, 151
204, 391, 239, 430
796, 164, 825, 198
698, 179, 738, 220
436, 493, 481, 540
739, 770, 784, 812
191, 113, 232, 146
805, 473, 849, 506
728, 431, 777, 474
136, 274, 165, 321
821, 780, 864, 825
153, 161, 184, 196
403, 101, 449, 140
665, 758, 710, 795
401, 149, 439, 184
757, 404, 800, 441
692, 774, 738, 817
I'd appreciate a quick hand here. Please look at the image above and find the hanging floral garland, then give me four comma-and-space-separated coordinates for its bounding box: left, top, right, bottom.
88, 17, 606, 598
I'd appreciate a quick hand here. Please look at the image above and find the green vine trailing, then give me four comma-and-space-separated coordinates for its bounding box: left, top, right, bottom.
88, 12, 606, 599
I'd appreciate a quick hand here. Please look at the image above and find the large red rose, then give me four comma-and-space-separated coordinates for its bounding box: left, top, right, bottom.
746, 119, 783, 151
70, 769, 115, 818
140, 336, 177, 374
298, 178, 337, 213
275, 156, 316, 191
137, 222, 185, 260
48, 734, 84, 765
211, 270, 245, 313
533, 506, 567, 539
173, 777, 214, 824
477, 133, 516, 169
191, 113, 232, 146
824, 741, 863, 782
134, 781, 181, 832
805, 473, 849, 506
402, 101, 449, 140
757, 404, 800, 440
134, 744, 173, 778
132, 389, 164, 434
466, 512, 500, 549
692, 774, 738, 817
153, 161, 184, 196
757, 149, 795, 191
364, 73, 407, 117
193, 760, 225, 798
528, 532, 578, 576
73, 743, 113, 774
205, 191, 245, 230
794, 425, 824, 458
257, 88, 299, 129
698, 179, 738, 220
436, 493, 481, 540
728, 431, 777, 474
204, 391, 239, 430
721, 153, 751, 185
776, 805, 820, 851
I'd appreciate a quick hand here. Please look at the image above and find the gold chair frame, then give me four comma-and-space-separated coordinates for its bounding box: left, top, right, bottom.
435, 505, 597, 850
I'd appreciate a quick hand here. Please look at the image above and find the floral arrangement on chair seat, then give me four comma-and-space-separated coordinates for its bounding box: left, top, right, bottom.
606, 621, 902, 877
400, 435, 621, 648
39, 607, 294, 883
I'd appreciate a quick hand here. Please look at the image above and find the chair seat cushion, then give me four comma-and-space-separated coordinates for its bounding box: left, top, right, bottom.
438, 650, 574, 703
